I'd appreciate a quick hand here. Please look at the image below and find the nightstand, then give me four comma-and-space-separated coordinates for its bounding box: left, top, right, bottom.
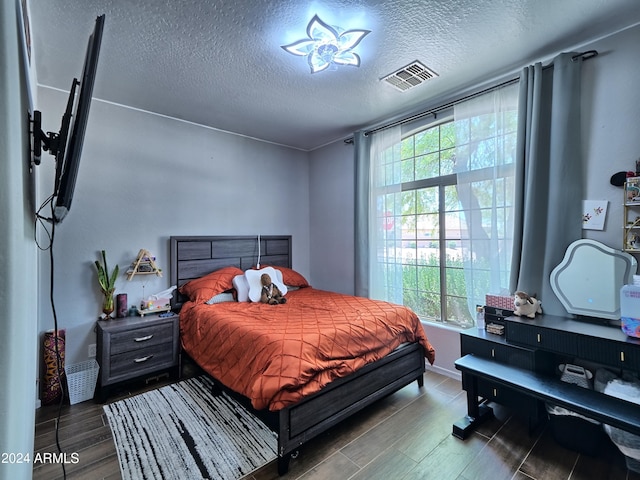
95, 312, 180, 402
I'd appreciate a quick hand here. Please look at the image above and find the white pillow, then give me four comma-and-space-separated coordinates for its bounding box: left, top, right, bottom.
244, 267, 287, 302
206, 291, 235, 305
233, 274, 250, 302
270, 267, 284, 285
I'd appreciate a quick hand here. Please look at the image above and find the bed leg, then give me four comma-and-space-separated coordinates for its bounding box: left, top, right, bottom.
417, 374, 424, 388
210, 383, 222, 397
277, 455, 290, 475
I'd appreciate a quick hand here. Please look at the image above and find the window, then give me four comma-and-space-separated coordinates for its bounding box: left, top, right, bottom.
372, 89, 518, 328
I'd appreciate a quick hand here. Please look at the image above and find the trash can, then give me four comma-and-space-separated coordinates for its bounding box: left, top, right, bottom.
65, 359, 100, 405
546, 364, 606, 456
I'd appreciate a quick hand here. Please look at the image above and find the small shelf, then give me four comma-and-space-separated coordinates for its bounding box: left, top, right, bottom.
127, 249, 163, 280
624, 178, 640, 252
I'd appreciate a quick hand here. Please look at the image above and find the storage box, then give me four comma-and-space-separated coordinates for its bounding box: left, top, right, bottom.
484, 305, 514, 325
65, 359, 99, 405
485, 294, 514, 310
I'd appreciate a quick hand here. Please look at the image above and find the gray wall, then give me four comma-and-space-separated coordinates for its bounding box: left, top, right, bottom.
308, 140, 355, 294
36, 91, 311, 367
1, 1, 38, 479
581, 24, 640, 248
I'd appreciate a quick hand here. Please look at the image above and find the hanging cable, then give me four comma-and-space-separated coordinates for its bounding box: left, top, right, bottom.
48, 201, 67, 480
256, 234, 261, 268
34, 173, 67, 479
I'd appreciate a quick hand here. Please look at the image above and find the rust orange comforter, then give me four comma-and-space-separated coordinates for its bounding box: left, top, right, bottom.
179, 287, 435, 411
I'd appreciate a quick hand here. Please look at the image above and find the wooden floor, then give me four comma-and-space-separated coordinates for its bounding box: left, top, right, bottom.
33, 363, 640, 480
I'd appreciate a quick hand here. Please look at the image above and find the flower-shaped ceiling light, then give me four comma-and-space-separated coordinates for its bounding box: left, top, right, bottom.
281, 15, 371, 74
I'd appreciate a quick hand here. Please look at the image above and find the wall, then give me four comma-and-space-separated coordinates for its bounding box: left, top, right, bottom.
581, 24, 640, 247
308, 140, 355, 294
309, 24, 640, 377
0, 0, 38, 478
36, 90, 311, 368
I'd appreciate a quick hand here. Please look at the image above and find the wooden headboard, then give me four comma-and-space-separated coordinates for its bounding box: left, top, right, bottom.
169, 235, 292, 310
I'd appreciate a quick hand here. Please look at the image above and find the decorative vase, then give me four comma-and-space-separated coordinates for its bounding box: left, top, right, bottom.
102, 294, 115, 317
116, 293, 128, 318
42, 329, 65, 406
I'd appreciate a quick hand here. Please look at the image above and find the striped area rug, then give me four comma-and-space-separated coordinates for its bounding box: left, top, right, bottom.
103, 376, 277, 480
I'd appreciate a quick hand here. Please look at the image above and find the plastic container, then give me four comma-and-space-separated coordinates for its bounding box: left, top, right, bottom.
476, 305, 485, 330
620, 284, 640, 338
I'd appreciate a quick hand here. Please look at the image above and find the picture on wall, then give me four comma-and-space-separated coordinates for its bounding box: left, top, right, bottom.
582, 200, 608, 230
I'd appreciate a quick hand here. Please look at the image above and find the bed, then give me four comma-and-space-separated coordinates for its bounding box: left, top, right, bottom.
170, 235, 435, 474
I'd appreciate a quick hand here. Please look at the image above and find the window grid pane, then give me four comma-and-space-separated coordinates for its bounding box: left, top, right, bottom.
374, 115, 513, 329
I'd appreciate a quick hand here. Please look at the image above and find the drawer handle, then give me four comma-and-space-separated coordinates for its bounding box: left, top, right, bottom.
537, 333, 541, 343
491, 348, 495, 358
621, 351, 625, 362
134, 334, 153, 342
134, 355, 154, 363
493, 388, 498, 397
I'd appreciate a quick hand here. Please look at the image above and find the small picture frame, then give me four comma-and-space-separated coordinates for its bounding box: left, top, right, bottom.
582, 200, 608, 230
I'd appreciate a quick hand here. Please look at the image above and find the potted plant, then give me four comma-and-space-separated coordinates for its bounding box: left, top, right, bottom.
95, 250, 119, 318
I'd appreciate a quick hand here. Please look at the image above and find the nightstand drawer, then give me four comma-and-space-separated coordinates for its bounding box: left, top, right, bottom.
110, 343, 174, 377
110, 323, 175, 355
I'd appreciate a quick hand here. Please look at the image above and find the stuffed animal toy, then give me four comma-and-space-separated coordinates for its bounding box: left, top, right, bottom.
513, 291, 542, 318
260, 273, 287, 305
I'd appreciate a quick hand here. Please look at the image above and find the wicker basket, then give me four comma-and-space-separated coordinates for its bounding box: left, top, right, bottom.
65, 359, 100, 405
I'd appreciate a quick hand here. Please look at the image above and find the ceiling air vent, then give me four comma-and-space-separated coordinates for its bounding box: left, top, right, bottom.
382, 61, 438, 92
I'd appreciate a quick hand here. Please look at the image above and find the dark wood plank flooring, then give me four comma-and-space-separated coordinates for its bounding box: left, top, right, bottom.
33, 363, 640, 480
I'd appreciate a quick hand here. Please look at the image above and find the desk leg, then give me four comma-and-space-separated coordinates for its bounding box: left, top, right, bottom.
277, 455, 290, 475
452, 373, 494, 440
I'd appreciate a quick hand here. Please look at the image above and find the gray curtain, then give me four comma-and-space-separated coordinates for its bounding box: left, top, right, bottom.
510, 53, 584, 315
354, 130, 370, 297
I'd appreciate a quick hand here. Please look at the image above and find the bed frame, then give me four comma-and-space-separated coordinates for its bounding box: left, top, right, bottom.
170, 235, 426, 474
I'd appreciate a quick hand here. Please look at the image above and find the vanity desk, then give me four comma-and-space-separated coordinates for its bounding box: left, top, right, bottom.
454, 313, 640, 440
453, 239, 640, 445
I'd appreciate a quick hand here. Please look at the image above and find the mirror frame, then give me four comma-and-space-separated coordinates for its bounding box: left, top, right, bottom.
550, 239, 637, 320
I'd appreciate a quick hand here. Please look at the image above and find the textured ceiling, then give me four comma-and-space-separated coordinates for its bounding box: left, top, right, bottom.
28, 0, 640, 151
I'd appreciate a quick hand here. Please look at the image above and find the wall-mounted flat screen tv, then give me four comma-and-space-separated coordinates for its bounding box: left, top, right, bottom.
32, 14, 105, 224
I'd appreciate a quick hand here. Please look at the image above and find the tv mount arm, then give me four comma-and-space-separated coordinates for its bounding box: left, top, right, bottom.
30, 78, 79, 166
31, 110, 55, 166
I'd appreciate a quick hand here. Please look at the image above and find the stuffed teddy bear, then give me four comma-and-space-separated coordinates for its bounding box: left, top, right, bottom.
260, 273, 287, 305
513, 291, 542, 318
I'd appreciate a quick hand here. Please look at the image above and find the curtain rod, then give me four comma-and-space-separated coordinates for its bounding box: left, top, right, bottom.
358, 49, 598, 138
